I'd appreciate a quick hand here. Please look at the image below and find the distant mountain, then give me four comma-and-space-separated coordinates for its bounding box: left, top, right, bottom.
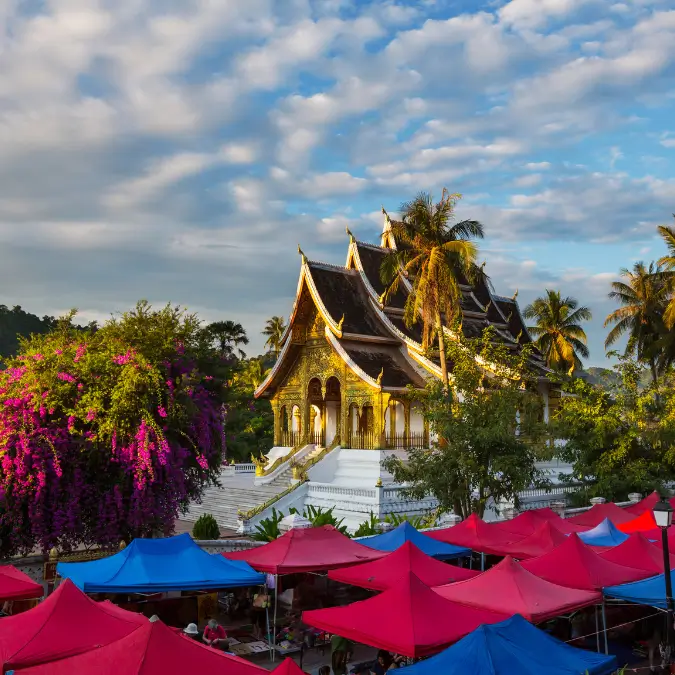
581, 367, 621, 388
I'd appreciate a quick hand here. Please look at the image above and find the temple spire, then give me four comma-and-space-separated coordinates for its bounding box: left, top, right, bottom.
298, 245, 307, 264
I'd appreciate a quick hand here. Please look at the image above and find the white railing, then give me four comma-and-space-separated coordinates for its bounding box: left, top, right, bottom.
234, 463, 255, 473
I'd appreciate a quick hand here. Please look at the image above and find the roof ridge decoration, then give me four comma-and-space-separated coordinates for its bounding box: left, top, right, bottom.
324, 327, 381, 390
255, 328, 293, 398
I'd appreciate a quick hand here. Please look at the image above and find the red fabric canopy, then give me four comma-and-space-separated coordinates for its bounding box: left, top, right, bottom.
618, 510, 657, 533
272, 658, 309, 675
0, 578, 146, 671
491, 511, 552, 537
302, 572, 509, 658
19, 619, 269, 675
566, 503, 633, 527
521, 534, 650, 590
433, 556, 600, 622
499, 521, 569, 560
600, 532, 675, 574
427, 514, 522, 555
328, 541, 479, 591
0, 565, 43, 602
625, 491, 661, 515
223, 526, 386, 574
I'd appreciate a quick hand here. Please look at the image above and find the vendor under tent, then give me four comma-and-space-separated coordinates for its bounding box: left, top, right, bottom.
356, 521, 470, 559
625, 490, 661, 515
427, 514, 522, 558
328, 541, 479, 591
57, 533, 265, 593
433, 556, 600, 623
617, 509, 657, 533
392, 614, 617, 675
604, 570, 675, 608
0, 578, 146, 672
303, 571, 510, 658
566, 502, 634, 527
494, 521, 568, 560
578, 518, 629, 548
600, 532, 675, 574
521, 534, 650, 591
0, 566, 43, 602
223, 525, 386, 574
17, 619, 269, 675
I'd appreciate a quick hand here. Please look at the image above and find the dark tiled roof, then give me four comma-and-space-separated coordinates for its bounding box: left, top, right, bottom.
342, 346, 416, 388
495, 298, 533, 346
308, 263, 391, 338
387, 314, 424, 344
355, 243, 407, 309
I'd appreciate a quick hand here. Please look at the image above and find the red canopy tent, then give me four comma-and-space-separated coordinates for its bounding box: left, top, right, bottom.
271, 658, 309, 675
491, 511, 553, 537
0, 579, 146, 671
566, 503, 634, 527
521, 534, 650, 591
433, 556, 600, 622
0, 565, 43, 602
302, 572, 509, 658
625, 491, 661, 515
328, 541, 479, 591
427, 514, 523, 555
617, 510, 657, 533
18, 619, 269, 675
223, 526, 386, 574
498, 521, 569, 560
600, 532, 675, 574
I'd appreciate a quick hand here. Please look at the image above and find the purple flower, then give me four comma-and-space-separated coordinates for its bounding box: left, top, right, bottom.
157, 406, 167, 418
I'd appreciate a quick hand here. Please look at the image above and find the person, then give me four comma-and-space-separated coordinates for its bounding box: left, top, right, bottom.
183, 623, 200, 641
371, 651, 396, 675
251, 589, 270, 639
203, 619, 229, 651
319, 666, 331, 675
331, 635, 353, 675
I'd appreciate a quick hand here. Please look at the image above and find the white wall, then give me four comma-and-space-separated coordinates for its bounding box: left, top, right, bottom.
410, 401, 424, 434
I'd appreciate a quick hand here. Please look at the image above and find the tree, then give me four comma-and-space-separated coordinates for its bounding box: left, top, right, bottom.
604, 262, 670, 385
0, 302, 226, 557
262, 316, 286, 357
203, 320, 249, 359
380, 190, 483, 389
382, 328, 549, 518
523, 290, 591, 375
552, 355, 675, 503
657, 219, 675, 329
239, 357, 269, 390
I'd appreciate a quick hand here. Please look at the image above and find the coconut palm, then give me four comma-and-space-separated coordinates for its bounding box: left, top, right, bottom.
380, 189, 483, 389
204, 320, 249, 359
604, 261, 669, 385
262, 316, 286, 357
657, 220, 675, 329
523, 290, 592, 375
240, 357, 269, 389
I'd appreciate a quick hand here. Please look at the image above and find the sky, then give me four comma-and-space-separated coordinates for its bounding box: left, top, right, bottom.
0, 0, 673, 365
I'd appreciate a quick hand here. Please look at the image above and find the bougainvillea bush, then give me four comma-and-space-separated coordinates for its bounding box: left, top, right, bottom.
0, 301, 226, 556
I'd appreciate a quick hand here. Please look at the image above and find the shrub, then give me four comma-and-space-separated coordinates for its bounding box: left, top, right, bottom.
192, 514, 220, 540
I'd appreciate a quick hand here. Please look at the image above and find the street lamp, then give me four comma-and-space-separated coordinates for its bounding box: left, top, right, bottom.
654, 498, 675, 665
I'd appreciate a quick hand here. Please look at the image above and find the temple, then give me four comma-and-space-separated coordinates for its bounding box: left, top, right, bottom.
186, 212, 568, 533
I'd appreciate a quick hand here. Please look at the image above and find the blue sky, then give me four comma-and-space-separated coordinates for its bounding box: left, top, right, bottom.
0, 0, 673, 365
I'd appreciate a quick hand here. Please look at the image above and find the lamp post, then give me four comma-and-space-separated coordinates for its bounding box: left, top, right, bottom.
654, 498, 675, 666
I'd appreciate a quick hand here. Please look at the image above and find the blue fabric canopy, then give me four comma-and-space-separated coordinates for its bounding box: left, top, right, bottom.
578, 518, 629, 547
605, 571, 672, 608
396, 614, 616, 675
357, 522, 470, 559
57, 533, 265, 593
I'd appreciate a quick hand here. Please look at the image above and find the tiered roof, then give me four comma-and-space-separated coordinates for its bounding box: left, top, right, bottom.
255, 214, 550, 398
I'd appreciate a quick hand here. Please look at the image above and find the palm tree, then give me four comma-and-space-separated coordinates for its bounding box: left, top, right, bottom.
604, 261, 669, 385
262, 316, 286, 357
657, 219, 675, 329
523, 290, 592, 375
380, 189, 483, 389
240, 357, 269, 389
204, 320, 249, 359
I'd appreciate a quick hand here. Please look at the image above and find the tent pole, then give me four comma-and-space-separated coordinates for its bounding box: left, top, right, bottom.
594, 605, 600, 652
265, 585, 273, 663
273, 574, 279, 663
601, 597, 609, 655
481, 553, 485, 572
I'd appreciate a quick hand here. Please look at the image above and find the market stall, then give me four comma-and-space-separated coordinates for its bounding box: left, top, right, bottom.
302, 571, 510, 658
578, 519, 629, 548
493, 521, 568, 560
600, 532, 675, 574
0, 565, 43, 604
356, 522, 470, 559
392, 614, 617, 675
328, 541, 479, 591
617, 509, 657, 533
0, 578, 146, 672
492, 509, 586, 537
566, 502, 634, 527
624, 491, 661, 516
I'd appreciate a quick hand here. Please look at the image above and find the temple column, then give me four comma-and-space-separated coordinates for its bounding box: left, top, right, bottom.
293, 406, 302, 443
272, 400, 281, 446
309, 406, 317, 443
403, 401, 411, 448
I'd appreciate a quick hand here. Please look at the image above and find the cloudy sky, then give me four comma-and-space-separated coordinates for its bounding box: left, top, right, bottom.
0, 0, 673, 364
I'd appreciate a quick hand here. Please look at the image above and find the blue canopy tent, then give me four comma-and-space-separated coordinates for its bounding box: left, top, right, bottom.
57, 533, 265, 593
605, 571, 672, 608
578, 518, 629, 548
396, 614, 616, 675
357, 522, 470, 559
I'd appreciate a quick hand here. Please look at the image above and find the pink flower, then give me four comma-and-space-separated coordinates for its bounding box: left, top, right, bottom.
54, 349, 63, 355
112, 350, 134, 365
157, 406, 167, 418
77, 383, 83, 390
57, 372, 76, 383
32, 354, 44, 361
86, 409, 96, 421
74, 344, 86, 362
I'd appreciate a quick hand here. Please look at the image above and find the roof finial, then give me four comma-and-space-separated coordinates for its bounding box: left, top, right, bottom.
516, 329, 523, 342
345, 226, 354, 242
512, 289, 519, 301
337, 314, 344, 331
481, 260, 486, 270
376, 367, 384, 385
485, 300, 492, 313
297, 245, 307, 264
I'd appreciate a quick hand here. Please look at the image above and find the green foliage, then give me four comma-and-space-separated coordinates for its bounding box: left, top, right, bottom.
382, 327, 550, 519
192, 514, 221, 540
290, 505, 349, 535
552, 354, 675, 501
384, 513, 426, 529
251, 508, 284, 542
353, 512, 380, 538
